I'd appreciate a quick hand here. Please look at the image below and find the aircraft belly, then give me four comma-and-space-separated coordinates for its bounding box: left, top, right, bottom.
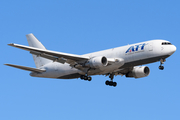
58, 73, 81, 79
121, 55, 170, 69
54, 63, 81, 79
32, 62, 80, 79
87, 62, 124, 75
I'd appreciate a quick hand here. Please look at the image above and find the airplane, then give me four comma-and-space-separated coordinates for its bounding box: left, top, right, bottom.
5, 33, 176, 87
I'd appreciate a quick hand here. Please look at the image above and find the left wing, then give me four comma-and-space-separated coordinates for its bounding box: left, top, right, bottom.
8, 43, 124, 72
8, 43, 89, 66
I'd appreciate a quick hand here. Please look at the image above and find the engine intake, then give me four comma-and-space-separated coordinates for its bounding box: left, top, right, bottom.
85, 56, 108, 68
126, 66, 150, 78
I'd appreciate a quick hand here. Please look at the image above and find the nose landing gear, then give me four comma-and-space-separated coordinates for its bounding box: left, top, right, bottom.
159, 66, 164, 70
159, 59, 166, 70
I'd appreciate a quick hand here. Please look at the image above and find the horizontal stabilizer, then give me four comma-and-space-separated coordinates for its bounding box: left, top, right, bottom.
4, 64, 46, 73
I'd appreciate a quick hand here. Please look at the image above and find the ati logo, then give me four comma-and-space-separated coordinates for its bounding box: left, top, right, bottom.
126, 43, 146, 53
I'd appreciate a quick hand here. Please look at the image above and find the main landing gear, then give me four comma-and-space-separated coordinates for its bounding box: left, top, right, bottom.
105, 74, 117, 87
80, 68, 92, 81
80, 75, 92, 81
159, 59, 165, 70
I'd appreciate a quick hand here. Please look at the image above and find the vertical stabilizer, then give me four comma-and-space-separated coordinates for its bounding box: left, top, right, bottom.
26, 33, 51, 68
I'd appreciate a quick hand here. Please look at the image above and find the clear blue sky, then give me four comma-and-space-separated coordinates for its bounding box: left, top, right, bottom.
1, 0, 180, 120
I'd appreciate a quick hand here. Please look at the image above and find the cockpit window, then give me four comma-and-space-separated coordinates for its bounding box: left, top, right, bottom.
162, 42, 172, 45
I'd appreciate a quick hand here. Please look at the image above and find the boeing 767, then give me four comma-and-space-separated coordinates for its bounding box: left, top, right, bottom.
5, 33, 176, 87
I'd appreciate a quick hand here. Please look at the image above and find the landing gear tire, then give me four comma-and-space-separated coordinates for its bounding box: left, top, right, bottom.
105, 80, 117, 87
159, 66, 164, 70
84, 76, 88, 80
113, 82, 117, 87
80, 75, 85, 80
80, 75, 92, 81
105, 80, 109, 85
87, 77, 92, 81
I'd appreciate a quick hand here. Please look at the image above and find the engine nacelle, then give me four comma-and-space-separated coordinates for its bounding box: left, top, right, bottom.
85, 56, 108, 68
126, 66, 150, 78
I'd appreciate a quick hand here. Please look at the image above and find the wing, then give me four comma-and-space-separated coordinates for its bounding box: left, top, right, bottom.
8, 43, 125, 73
8, 43, 89, 66
4, 64, 46, 73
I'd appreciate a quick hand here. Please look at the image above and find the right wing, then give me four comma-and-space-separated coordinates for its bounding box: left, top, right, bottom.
4, 64, 46, 73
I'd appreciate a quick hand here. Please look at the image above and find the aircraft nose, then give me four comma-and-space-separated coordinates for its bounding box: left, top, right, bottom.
170, 45, 176, 55
172, 45, 177, 52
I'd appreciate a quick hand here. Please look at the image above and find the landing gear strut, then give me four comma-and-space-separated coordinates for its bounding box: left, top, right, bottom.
159, 59, 165, 70
105, 73, 117, 87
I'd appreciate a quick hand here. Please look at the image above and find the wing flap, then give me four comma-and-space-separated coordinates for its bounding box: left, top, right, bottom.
4, 64, 46, 73
30, 51, 67, 64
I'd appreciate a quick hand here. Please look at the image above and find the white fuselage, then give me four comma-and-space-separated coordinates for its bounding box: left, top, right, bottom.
30, 40, 176, 79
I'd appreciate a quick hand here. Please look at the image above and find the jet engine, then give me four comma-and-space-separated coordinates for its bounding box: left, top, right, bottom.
85, 56, 108, 68
126, 66, 150, 78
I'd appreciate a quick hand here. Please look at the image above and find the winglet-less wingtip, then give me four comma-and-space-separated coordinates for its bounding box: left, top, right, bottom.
8, 43, 14, 46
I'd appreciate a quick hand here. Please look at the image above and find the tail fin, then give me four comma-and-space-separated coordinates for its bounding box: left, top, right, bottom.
26, 33, 51, 68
